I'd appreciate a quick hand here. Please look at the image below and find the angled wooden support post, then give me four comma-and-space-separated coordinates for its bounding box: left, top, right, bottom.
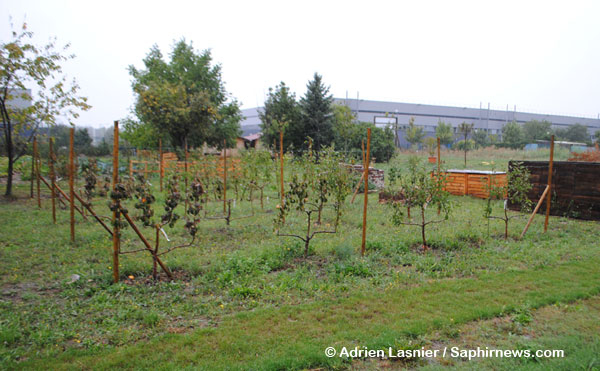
39, 176, 86, 219
520, 185, 550, 239
351, 141, 367, 204
121, 212, 172, 279
350, 172, 365, 204
72, 191, 112, 236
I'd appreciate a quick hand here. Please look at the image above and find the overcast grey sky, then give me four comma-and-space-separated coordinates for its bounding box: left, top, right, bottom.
2, 0, 599, 127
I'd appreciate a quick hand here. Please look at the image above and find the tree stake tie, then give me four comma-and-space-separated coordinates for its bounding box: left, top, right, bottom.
160, 227, 170, 242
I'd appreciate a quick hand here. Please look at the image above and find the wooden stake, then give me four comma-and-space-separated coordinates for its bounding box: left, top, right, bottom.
49, 138, 56, 223
279, 131, 284, 220
121, 212, 172, 279
159, 139, 163, 191
361, 140, 365, 163
39, 175, 86, 219
34, 138, 41, 208
350, 139, 367, 203
69, 128, 75, 242
350, 172, 365, 204
361, 128, 371, 256
544, 135, 554, 233
520, 185, 550, 239
30, 138, 35, 198
111, 121, 120, 283
437, 137, 441, 215
153, 225, 160, 280
223, 139, 227, 213
72, 190, 111, 236
184, 138, 188, 215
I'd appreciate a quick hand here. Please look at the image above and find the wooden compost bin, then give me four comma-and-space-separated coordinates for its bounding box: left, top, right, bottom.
508, 161, 600, 220
441, 170, 507, 199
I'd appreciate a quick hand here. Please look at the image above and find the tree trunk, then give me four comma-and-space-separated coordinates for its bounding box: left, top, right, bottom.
4, 121, 14, 197
317, 203, 323, 225
305, 211, 312, 257
464, 133, 468, 167
260, 188, 264, 210
304, 238, 310, 258
504, 208, 509, 240
421, 207, 427, 250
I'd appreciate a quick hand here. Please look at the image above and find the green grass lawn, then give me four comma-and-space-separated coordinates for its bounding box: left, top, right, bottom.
0, 148, 598, 370
383, 146, 571, 172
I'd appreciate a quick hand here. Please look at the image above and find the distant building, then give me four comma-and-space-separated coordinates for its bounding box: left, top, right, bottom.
79, 126, 108, 145
241, 99, 600, 148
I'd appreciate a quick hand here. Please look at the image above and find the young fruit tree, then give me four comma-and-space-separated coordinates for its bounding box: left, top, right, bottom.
388, 158, 451, 250
112, 173, 203, 280
275, 147, 350, 257
240, 148, 273, 209
1, 22, 90, 196
483, 162, 532, 239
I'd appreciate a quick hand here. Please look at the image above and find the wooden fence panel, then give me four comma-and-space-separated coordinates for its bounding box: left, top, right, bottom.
508, 160, 600, 220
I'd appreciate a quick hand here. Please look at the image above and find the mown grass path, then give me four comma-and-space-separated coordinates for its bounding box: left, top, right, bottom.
21, 255, 600, 370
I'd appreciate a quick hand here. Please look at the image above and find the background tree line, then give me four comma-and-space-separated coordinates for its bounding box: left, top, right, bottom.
259, 75, 395, 162
404, 119, 597, 151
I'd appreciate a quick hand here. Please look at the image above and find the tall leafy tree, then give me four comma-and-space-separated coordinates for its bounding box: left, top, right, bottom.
297, 73, 334, 153
1, 22, 90, 196
502, 121, 524, 149
472, 129, 489, 148
258, 82, 300, 151
73, 128, 93, 150
332, 103, 355, 154
405, 117, 425, 148
129, 40, 241, 151
435, 120, 454, 146
523, 120, 552, 142
555, 123, 589, 143
347, 122, 395, 162
121, 117, 162, 149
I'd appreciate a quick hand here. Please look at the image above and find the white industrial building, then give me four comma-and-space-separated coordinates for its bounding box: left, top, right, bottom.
241, 99, 600, 148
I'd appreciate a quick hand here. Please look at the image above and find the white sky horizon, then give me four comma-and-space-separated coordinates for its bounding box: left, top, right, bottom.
2, 0, 599, 128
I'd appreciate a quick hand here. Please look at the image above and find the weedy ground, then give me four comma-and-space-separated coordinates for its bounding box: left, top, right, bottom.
0, 148, 598, 370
